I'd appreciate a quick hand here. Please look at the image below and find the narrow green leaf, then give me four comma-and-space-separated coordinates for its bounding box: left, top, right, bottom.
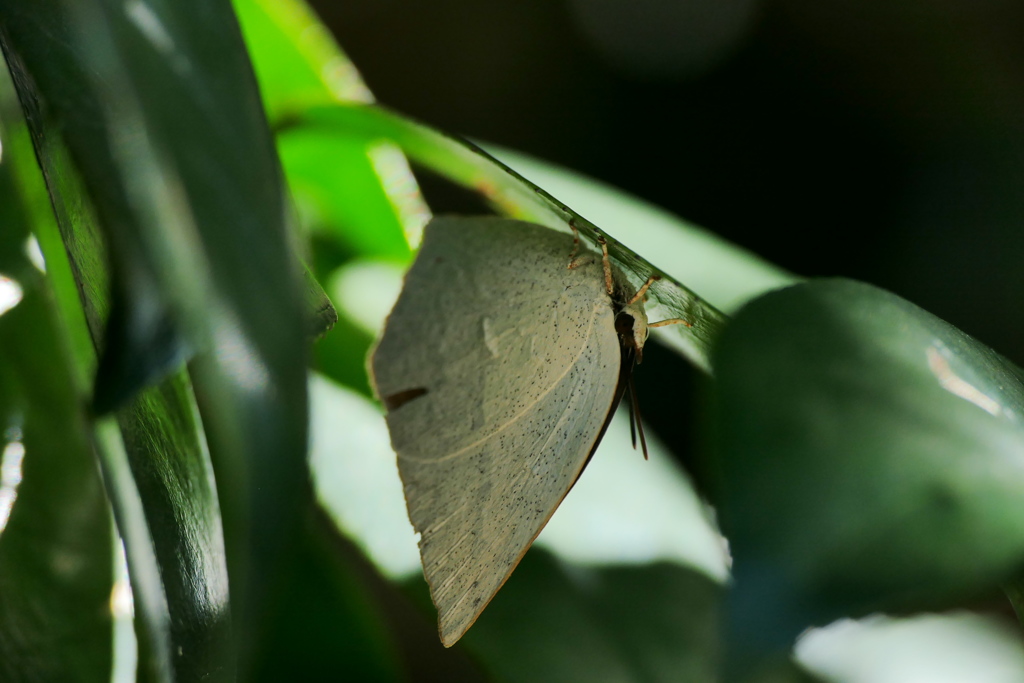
33, 0, 313, 675
295, 103, 727, 372
116, 378, 233, 683
236, 0, 422, 262
232, 0, 373, 121
0, 117, 115, 683
0, 3, 187, 411
487, 145, 799, 315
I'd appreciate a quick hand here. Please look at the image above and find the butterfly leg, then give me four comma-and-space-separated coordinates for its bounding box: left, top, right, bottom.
631, 274, 694, 328
566, 219, 593, 270
595, 235, 615, 297
628, 274, 658, 305
650, 317, 693, 328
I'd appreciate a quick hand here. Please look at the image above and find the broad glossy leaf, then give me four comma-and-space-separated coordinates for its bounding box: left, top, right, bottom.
0, 58, 178, 682
52, 1, 307, 674
53, 3, 309, 677
711, 279, 1024, 670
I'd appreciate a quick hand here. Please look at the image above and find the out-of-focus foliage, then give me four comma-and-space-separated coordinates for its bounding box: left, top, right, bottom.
1, 0, 1023, 681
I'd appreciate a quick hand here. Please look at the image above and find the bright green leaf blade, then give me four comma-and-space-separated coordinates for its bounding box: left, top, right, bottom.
232, 0, 372, 122
277, 130, 415, 259
236, 0, 424, 261
710, 279, 1024, 671
0, 123, 114, 683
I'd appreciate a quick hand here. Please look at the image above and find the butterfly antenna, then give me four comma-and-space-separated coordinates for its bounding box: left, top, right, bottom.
627, 384, 638, 449
627, 373, 649, 460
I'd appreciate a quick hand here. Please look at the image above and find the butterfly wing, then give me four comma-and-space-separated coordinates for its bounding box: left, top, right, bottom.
370, 216, 622, 646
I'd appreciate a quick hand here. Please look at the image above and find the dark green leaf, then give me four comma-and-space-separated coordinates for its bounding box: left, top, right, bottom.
0, 290, 116, 683
0, 3, 187, 410
251, 508, 403, 683
457, 550, 722, 683
0, 53, 179, 682
0, 119, 114, 683
710, 279, 1024, 670
32, 0, 313, 676
116, 377, 234, 683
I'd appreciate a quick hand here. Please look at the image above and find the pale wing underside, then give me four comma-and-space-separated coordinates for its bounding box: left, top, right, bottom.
370, 217, 622, 645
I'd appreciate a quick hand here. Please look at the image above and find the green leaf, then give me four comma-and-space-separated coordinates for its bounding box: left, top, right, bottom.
0, 50, 180, 682
45, 1, 311, 676
0, 0, 320, 677
0, 291, 116, 683
236, 0, 421, 395
0, 0, 188, 411
297, 103, 728, 372
277, 131, 417, 260
710, 279, 1024, 670
115, 377, 233, 683
487, 145, 798, 316
232, 0, 373, 123
454, 550, 722, 683
0, 116, 115, 683
236, 0, 420, 262
250, 509, 404, 683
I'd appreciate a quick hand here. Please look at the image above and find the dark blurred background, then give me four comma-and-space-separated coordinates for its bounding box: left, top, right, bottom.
314, 0, 1024, 364
312, 0, 1024, 479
